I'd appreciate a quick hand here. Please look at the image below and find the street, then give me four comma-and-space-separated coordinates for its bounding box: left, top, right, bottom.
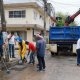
1, 52, 80, 80
0, 0, 80, 80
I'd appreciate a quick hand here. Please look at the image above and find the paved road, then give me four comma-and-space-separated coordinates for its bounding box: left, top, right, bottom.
1, 52, 80, 80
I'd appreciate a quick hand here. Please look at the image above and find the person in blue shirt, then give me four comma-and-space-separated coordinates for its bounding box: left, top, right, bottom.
36, 34, 46, 71
0, 31, 3, 61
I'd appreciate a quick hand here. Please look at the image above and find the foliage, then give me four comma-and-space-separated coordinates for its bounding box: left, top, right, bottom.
56, 12, 77, 27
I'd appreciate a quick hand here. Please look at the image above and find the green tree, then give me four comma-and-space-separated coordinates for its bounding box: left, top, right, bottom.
56, 12, 77, 27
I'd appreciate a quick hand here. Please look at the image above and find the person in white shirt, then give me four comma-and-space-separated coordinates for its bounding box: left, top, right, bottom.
76, 38, 80, 66
8, 32, 15, 58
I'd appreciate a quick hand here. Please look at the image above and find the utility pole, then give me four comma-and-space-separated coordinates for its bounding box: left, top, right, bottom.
0, 0, 6, 31
0, 0, 9, 62
42, 0, 47, 37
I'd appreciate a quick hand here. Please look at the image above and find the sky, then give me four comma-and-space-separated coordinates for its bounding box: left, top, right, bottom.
4, 0, 80, 25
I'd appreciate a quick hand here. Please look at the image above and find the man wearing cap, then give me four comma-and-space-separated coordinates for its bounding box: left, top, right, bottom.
36, 34, 46, 71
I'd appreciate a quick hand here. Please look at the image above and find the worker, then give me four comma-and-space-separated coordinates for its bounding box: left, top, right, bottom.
76, 38, 80, 66
36, 34, 46, 71
25, 41, 36, 64
15, 37, 27, 63
0, 31, 3, 61
8, 32, 15, 58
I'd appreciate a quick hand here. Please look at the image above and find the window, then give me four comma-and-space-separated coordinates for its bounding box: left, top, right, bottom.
34, 11, 37, 20
9, 10, 26, 18
40, 15, 42, 18
39, 15, 44, 21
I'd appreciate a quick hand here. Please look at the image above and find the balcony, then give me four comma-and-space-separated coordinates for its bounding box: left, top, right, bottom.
4, 0, 44, 8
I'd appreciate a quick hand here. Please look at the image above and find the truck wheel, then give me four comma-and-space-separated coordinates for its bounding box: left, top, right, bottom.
51, 52, 55, 56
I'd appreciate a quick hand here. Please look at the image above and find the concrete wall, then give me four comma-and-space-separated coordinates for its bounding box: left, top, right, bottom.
27, 29, 33, 42
4, 6, 51, 30
5, 8, 34, 24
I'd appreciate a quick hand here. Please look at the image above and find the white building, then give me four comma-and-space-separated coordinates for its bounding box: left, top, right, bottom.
0, 1, 55, 42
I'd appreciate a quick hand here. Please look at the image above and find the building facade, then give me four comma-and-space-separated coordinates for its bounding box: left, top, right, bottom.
0, 1, 55, 42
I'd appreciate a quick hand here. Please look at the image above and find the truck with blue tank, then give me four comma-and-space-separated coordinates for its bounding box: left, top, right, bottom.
49, 26, 80, 55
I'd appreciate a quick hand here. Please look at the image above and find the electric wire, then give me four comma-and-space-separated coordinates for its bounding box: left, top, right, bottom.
49, 0, 80, 7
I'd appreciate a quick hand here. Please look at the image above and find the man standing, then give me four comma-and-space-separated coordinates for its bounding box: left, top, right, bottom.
76, 38, 80, 66
36, 34, 46, 71
8, 32, 15, 58
0, 31, 3, 61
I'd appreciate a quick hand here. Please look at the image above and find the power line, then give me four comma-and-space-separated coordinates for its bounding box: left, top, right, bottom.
49, 0, 80, 7
49, 0, 80, 5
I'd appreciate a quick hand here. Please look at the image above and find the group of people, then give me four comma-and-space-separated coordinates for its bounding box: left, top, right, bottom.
1, 31, 80, 71
7, 32, 46, 71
